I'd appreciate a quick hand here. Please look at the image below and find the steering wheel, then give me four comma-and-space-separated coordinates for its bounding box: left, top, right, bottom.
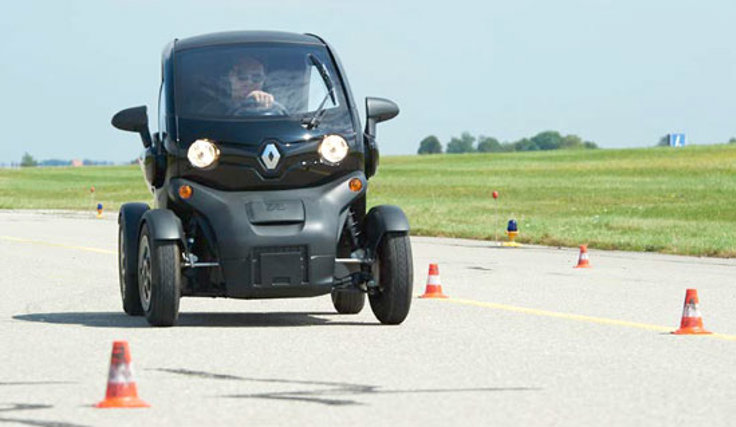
229, 98, 289, 116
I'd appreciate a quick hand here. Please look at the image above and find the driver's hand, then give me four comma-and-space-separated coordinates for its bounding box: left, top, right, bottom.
247, 90, 274, 108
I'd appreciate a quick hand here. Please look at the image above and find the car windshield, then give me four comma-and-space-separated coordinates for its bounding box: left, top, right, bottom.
175, 44, 347, 119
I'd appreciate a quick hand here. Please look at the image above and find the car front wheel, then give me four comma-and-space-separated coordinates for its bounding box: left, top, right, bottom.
138, 224, 181, 326
369, 232, 413, 325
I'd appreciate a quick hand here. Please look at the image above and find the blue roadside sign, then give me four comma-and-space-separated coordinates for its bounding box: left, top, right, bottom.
669, 133, 686, 147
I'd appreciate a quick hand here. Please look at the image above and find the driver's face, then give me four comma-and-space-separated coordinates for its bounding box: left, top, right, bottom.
229, 61, 265, 99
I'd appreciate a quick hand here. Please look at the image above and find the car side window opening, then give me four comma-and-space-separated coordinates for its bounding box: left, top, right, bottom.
307, 63, 338, 112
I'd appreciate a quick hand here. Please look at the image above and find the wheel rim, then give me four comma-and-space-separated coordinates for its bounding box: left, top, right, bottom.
138, 236, 152, 311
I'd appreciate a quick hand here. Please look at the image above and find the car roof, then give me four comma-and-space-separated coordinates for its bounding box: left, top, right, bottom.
175, 31, 324, 51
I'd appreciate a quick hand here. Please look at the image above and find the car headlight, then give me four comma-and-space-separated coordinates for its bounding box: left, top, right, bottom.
318, 134, 349, 164
187, 139, 220, 169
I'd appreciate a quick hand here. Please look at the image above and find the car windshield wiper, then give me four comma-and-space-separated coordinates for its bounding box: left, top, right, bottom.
303, 54, 337, 130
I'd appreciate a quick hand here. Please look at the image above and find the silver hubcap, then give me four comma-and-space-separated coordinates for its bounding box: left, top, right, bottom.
138, 236, 152, 311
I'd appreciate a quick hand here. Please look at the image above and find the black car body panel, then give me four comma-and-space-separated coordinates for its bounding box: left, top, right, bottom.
169, 172, 366, 298
175, 119, 362, 191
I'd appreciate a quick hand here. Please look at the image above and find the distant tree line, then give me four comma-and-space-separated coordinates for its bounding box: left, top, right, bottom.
20, 152, 38, 167
418, 131, 598, 155
19, 152, 115, 167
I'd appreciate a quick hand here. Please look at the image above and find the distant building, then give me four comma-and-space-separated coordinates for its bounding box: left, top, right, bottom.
71, 159, 83, 167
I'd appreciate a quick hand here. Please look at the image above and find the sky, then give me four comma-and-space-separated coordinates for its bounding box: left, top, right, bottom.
1, 0, 734, 164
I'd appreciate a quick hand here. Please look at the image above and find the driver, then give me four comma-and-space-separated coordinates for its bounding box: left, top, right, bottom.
227, 57, 275, 112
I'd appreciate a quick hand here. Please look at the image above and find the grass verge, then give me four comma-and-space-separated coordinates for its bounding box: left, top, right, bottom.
1, 144, 734, 257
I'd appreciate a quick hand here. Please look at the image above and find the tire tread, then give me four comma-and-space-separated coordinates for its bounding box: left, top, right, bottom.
119, 219, 143, 315
369, 232, 413, 324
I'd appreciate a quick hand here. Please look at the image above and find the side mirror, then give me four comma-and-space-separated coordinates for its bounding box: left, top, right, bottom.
363, 97, 398, 179
112, 106, 152, 148
364, 97, 399, 138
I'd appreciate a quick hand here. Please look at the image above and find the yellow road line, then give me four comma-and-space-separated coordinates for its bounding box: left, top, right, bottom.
441, 297, 736, 342
0, 235, 115, 255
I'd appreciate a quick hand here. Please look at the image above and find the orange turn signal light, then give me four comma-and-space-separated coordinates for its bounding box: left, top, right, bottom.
349, 178, 363, 193
178, 185, 193, 199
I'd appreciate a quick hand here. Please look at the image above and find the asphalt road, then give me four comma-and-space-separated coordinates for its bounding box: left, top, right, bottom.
1, 210, 735, 426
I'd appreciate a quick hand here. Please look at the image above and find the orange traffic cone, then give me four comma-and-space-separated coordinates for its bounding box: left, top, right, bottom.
574, 245, 591, 268
419, 263, 448, 298
96, 341, 150, 408
672, 289, 712, 335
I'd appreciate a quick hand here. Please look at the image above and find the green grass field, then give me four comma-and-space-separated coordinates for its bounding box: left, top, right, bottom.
1, 144, 734, 257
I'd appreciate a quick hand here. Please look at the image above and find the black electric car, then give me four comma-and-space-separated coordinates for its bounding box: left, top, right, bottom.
112, 31, 412, 326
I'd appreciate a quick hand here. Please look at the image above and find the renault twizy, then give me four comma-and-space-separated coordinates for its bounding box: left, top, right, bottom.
112, 31, 412, 326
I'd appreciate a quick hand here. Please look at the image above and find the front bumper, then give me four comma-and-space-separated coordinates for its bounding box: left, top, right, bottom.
170, 172, 365, 299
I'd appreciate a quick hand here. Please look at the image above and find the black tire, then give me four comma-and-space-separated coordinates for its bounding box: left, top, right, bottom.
331, 289, 366, 314
369, 232, 413, 325
138, 224, 181, 326
118, 217, 143, 315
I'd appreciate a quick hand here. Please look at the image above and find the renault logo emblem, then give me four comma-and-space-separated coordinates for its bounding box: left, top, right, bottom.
260, 143, 281, 170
